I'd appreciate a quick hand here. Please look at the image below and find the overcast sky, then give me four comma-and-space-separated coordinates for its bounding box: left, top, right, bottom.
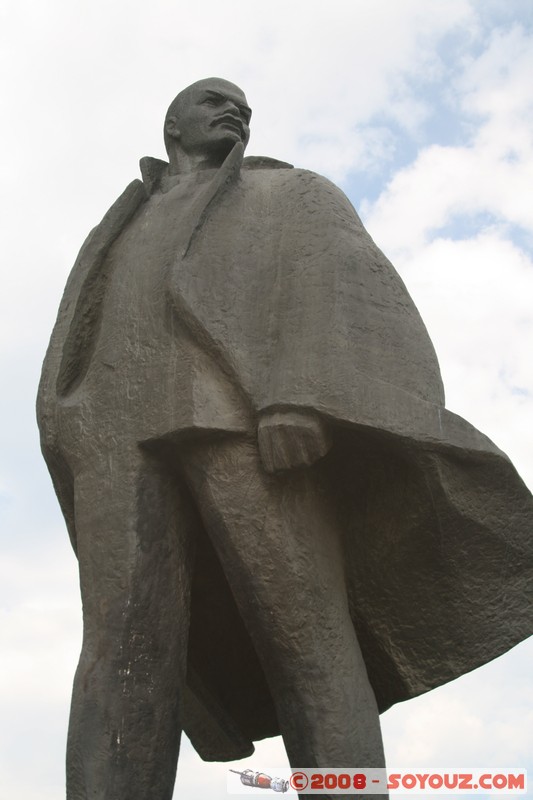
1, 1, 532, 798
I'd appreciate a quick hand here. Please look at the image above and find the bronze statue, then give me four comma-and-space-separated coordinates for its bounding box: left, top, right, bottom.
37, 78, 533, 800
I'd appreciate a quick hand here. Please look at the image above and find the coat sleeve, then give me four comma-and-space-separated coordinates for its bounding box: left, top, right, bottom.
36, 179, 147, 552
37, 179, 146, 436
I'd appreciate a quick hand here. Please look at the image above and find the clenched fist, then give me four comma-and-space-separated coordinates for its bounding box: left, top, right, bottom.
257, 410, 332, 473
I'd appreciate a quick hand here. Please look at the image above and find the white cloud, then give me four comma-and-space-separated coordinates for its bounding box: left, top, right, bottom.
360, 24, 533, 487
363, 25, 533, 255
0, 542, 80, 800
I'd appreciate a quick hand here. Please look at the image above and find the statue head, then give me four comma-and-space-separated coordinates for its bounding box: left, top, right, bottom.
164, 78, 252, 173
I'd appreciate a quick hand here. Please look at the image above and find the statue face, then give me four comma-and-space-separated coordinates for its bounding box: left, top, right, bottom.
168, 79, 251, 160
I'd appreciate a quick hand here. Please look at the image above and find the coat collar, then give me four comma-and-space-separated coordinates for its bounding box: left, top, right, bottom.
139, 152, 293, 196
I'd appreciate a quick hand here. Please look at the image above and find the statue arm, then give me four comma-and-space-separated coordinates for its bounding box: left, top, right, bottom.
253, 170, 356, 473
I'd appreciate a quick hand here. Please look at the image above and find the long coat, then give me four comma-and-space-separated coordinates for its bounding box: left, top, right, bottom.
38, 144, 533, 761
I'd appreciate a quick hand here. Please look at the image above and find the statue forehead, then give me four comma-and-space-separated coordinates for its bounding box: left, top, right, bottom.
176, 77, 248, 107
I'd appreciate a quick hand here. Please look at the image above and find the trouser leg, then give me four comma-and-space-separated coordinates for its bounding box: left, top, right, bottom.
179, 437, 387, 799
66, 444, 195, 800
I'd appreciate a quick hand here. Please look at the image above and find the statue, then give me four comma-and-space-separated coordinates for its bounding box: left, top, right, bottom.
37, 78, 533, 799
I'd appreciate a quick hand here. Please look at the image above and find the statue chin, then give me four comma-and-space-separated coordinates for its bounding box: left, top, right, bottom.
202, 131, 245, 159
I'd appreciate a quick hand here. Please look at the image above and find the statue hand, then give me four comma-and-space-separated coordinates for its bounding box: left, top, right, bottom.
257, 410, 332, 473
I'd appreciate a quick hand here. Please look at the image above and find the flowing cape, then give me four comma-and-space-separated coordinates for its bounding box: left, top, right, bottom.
38, 149, 533, 761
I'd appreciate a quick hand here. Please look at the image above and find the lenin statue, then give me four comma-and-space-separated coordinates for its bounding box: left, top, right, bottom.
37, 78, 533, 800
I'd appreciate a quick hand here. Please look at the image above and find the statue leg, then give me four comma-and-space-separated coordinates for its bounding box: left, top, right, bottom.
179, 437, 386, 797
66, 443, 195, 800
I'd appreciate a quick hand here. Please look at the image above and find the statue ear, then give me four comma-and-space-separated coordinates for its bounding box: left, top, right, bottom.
165, 116, 181, 141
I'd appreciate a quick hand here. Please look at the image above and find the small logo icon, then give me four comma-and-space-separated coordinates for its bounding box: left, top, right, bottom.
230, 769, 289, 793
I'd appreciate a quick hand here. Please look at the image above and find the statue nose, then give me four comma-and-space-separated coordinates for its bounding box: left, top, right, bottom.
223, 101, 241, 117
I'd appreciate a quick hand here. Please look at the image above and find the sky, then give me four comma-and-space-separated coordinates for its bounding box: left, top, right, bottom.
0, 1, 532, 798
